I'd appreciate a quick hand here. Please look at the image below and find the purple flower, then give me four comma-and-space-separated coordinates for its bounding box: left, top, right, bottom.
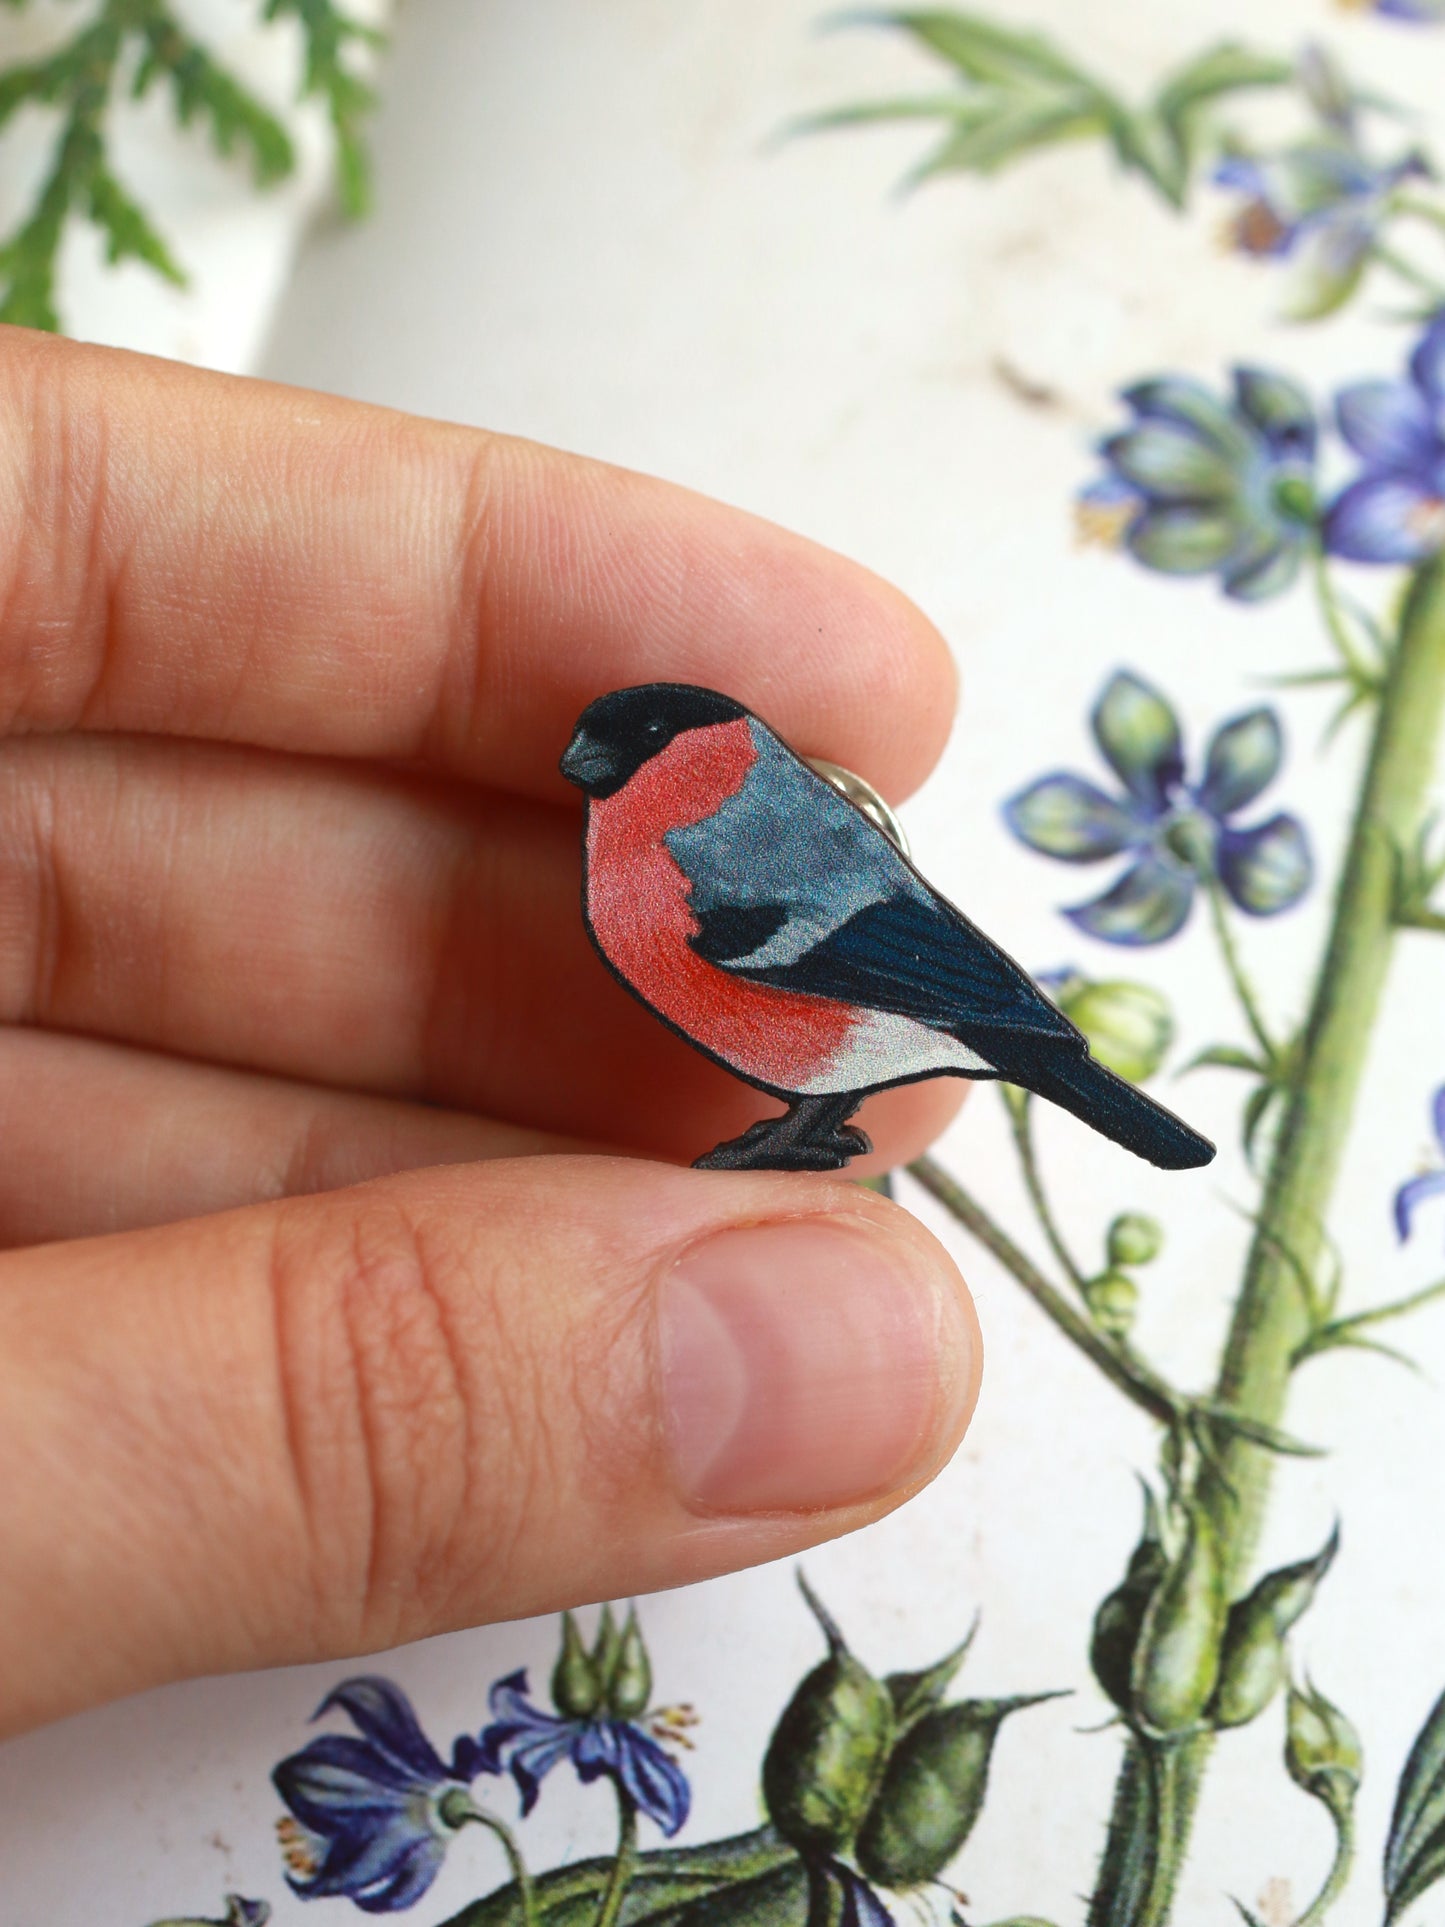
274, 1678, 483, 1913
1084, 369, 1318, 601
1004, 670, 1312, 945
1215, 142, 1427, 319
476, 1669, 690, 1836
1395, 1085, 1445, 1244
1366, 0, 1444, 21
1325, 313, 1445, 563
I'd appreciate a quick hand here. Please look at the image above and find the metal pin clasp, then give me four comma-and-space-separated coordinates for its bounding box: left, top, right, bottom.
807, 758, 912, 859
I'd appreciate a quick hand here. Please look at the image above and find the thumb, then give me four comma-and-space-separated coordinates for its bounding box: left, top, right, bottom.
0, 1155, 979, 1736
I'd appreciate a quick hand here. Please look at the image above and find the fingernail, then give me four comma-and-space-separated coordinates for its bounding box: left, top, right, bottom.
659, 1216, 974, 1513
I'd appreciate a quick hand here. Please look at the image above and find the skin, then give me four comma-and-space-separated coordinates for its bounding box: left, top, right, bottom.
0, 330, 979, 1741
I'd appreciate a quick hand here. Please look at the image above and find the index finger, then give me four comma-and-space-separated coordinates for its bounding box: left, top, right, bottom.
0, 331, 957, 801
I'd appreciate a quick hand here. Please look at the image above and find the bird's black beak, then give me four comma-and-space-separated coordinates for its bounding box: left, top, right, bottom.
559, 727, 617, 794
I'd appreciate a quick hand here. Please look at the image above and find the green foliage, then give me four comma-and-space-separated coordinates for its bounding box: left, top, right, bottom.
0, 0, 379, 333
1385, 1686, 1445, 1924
1210, 1526, 1339, 1730
799, 10, 1292, 208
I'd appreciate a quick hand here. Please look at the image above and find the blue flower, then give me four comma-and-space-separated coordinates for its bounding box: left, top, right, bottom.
1395, 1085, 1445, 1244
1215, 141, 1427, 319
477, 1669, 690, 1836
274, 1678, 484, 1913
1085, 369, 1318, 601
1325, 313, 1445, 563
1004, 670, 1313, 945
1363, 0, 1444, 21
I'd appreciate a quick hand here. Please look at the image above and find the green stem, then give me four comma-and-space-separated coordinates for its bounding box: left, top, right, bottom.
594, 1786, 639, 1927
1205, 882, 1278, 1066
467, 1810, 538, 1927
1008, 1093, 1089, 1289
1095, 557, 1445, 1917
1293, 1809, 1355, 1927
1394, 192, 1445, 237
908, 1154, 1177, 1424
1138, 1745, 1183, 1927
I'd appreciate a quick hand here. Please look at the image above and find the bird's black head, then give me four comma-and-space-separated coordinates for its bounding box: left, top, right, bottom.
559, 684, 747, 798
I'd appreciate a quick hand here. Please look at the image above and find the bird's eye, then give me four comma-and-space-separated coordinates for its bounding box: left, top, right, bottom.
646, 720, 664, 735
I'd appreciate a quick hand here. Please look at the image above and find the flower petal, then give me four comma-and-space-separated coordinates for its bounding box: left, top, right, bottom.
1283, 213, 1373, 322
1065, 855, 1195, 946
1434, 1083, 1445, 1155
352, 1838, 448, 1915
611, 1723, 692, 1837
1217, 814, 1313, 916
1090, 671, 1185, 810
274, 1737, 418, 1820
1002, 773, 1141, 861
1101, 422, 1237, 501
1222, 534, 1304, 603
1233, 368, 1317, 461
311, 1678, 449, 1785
282, 1796, 438, 1907
1324, 473, 1445, 563
1197, 708, 1283, 817
1409, 309, 1445, 400
1394, 1169, 1445, 1243
838, 1867, 895, 1927
1121, 377, 1253, 462
1335, 378, 1439, 471
1127, 505, 1242, 576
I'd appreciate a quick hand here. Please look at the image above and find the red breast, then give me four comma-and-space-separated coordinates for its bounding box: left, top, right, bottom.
585, 718, 856, 1091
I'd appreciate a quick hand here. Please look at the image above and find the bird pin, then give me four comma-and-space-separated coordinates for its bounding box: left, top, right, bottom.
560, 684, 1215, 1174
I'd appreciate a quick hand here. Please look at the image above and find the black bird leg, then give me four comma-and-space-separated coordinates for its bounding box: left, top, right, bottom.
693, 1093, 872, 1172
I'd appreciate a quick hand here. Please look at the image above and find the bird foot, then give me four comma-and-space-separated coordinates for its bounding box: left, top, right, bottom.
693, 1102, 872, 1173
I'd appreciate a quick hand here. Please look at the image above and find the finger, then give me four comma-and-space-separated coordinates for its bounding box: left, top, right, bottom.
0, 733, 964, 1161
0, 1029, 600, 1246
0, 332, 956, 802
0, 1157, 980, 1735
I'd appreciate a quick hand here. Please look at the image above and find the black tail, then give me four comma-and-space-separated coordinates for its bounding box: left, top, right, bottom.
1017, 1050, 1215, 1171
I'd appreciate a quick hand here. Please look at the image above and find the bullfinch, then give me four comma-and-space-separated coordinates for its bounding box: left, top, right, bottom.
560, 683, 1215, 1174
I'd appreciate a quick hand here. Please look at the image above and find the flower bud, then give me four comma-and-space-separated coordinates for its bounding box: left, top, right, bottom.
1286, 1679, 1361, 1830
1083, 1269, 1139, 1340
1210, 1526, 1338, 1730
1090, 1487, 1166, 1713
856, 1695, 1060, 1888
1107, 1213, 1164, 1269
592, 1602, 622, 1690
762, 1578, 896, 1856
609, 1605, 653, 1718
1047, 975, 1174, 1084
551, 1610, 603, 1719
1130, 1503, 1227, 1734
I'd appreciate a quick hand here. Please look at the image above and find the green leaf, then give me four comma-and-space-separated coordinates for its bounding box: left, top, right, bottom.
1180, 1044, 1270, 1076
88, 168, 186, 284
437, 1830, 800, 1927
851, 8, 1089, 86
1387, 1687, 1445, 1923
1152, 43, 1293, 127
1194, 1401, 1325, 1458
908, 94, 1107, 180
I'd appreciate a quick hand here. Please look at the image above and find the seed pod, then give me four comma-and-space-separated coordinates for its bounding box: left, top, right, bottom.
1051, 977, 1175, 1085
609, 1605, 653, 1718
1210, 1525, 1339, 1730
856, 1694, 1062, 1888
1286, 1678, 1361, 1830
762, 1576, 896, 1857
1083, 1268, 1139, 1340
551, 1609, 603, 1719
1130, 1501, 1227, 1734
1090, 1486, 1166, 1712
592, 1602, 622, 1694
1106, 1213, 1163, 1269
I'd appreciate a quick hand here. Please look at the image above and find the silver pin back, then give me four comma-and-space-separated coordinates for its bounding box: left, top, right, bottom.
807, 758, 911, 859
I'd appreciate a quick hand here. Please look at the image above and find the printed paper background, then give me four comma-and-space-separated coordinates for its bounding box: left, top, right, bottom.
3, 3, 1444, 1922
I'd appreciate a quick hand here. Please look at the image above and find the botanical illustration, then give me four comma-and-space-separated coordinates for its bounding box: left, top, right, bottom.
141, 5, 1445, 1926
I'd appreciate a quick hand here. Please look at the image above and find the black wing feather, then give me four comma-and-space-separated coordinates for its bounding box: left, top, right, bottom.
734, 892, 1082, 1060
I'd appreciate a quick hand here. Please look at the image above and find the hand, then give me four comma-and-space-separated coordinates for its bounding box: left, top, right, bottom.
0, 332, 980, 1738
